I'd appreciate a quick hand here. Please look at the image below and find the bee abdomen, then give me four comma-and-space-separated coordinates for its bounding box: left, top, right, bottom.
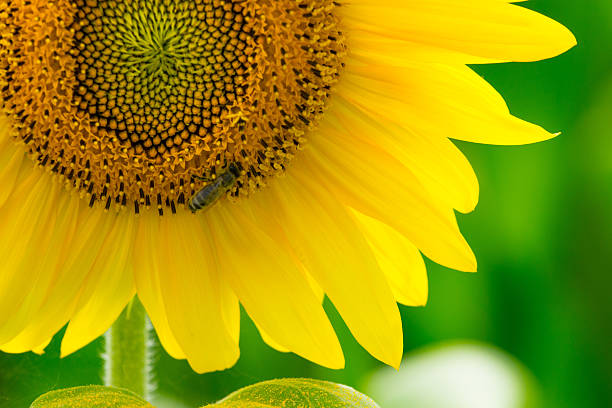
188, 170, 237, 213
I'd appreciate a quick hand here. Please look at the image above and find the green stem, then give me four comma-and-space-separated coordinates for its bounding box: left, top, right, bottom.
106, 297, 149, 398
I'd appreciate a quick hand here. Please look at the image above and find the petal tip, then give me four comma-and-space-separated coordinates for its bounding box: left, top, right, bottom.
557, 25, 578, 54
187, 350, 241, 375
539, 18, 577, 61
374, 328, 404, 370
323, 354, 346, 370
59, 329, 84, 358
388, 350, 403, 371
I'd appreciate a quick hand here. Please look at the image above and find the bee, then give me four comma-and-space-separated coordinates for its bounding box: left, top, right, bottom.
188, 163, 240, 213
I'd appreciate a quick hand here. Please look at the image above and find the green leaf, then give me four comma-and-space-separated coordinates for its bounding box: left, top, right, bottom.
205, 378, 380, 408
30, 385, 153, 408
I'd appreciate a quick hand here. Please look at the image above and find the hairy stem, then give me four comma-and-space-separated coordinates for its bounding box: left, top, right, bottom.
106, 297, 149, 398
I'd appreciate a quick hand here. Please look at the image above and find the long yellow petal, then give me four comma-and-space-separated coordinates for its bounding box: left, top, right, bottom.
257, 172, 403, 368
206, 203, 345, 370
240, 199, 326, 304
342, 0, 576, 63
254, 323, 290, 354
167, 213, 240, 369
0, 171, 67, 345
331, 94, 479, 213
133, 212, 186, 360
341, 62, 557, 146
352, 211, 428, 307
154, 211, 240, 374
1, 196, 114, 352
61, 212, 136, 357
305, 117, 476, 272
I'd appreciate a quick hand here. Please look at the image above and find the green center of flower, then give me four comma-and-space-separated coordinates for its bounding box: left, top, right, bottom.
72, 0, 252, 161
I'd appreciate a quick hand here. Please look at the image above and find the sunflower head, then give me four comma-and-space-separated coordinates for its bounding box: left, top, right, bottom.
0, 0, 575, 375
0, 0, 345, 215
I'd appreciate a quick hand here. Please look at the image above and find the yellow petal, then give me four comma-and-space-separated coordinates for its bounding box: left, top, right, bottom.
342, 62, 557, 145
135, 210, 240, 374
343, 0, 576, 64
206, 203, 345, 370
352, 211, 428, 306
219, 280, 241, 345
240, 200, 326, 304
0, 171, 71, 345
32, 338, 52, 355
331, 93, 479, 213
133, 212, 186, 360
306, 117, 476, 272
1, 194, 115, 352
256, 172, 403, 368
61, 212, 136, 357
254, 323, 290, 353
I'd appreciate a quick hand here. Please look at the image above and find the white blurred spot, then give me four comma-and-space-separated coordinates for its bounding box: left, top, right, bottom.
367, 342, 532, 408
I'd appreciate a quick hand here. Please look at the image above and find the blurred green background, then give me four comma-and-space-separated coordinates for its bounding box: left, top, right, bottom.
1, 0, 610, 407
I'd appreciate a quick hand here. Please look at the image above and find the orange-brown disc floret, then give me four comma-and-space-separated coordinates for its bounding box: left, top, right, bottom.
0, 0, 346, 215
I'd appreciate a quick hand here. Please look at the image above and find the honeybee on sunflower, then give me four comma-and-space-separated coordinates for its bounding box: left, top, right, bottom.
0, 0, 575, 373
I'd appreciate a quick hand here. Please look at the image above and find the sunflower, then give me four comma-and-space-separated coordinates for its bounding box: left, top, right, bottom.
0, 0, 575, 373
